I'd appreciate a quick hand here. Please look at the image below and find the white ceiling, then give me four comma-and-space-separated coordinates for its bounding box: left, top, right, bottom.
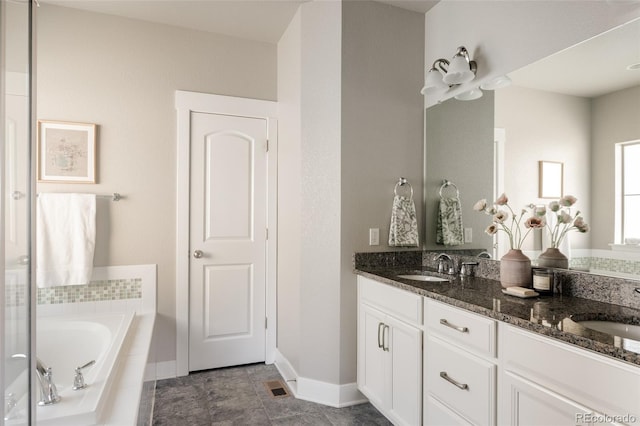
509, 18, 640, 98
41, 0, 438, 44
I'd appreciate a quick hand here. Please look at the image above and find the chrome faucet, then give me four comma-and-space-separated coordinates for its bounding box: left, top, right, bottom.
73, 360, 96, 390
477, 251, 492, 259
12, 354, 60, 406
434, 253, 456, 275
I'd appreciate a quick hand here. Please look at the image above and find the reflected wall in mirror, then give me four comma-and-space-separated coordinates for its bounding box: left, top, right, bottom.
425, 18, 640, 280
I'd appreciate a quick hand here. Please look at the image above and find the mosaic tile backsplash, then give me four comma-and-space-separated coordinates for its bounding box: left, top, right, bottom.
37, 278, 142, 305
572, 257, 640, 276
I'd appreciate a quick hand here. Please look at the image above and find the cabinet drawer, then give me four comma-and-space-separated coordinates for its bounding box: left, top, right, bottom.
500, 323, 640, 423
425, 335, 496, 426
425, 299, 496, 357
358, 276, 423, 326
424, 394, 473, 426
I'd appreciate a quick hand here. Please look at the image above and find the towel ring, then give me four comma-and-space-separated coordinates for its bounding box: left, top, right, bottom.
439, 179, 460, 198
394, 177, 413, 199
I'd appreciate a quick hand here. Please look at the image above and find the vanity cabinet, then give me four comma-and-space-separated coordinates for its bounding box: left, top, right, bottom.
423, 299, 497, 426
357, 274, 640, 426
357, 276, 423, 426
498, 323, 640, 426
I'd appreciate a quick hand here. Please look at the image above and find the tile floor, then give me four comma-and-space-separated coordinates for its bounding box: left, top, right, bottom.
152, 363, 391, 425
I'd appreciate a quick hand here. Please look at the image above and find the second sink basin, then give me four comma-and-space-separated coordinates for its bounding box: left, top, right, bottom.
576, 320, 640, 341
396, 274, 449, 282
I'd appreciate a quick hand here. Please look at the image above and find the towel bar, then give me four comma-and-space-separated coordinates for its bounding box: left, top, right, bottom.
37, 192, 122, 201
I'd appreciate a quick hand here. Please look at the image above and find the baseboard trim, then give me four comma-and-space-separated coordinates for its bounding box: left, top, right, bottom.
273, 349, 368, 408
155, 360, 177, 380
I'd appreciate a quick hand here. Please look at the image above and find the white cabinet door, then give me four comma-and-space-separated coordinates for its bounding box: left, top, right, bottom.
501, 371, 603, 426
358, 299, 423, 426
358, 303, 388, 410
388, 314, 423, 426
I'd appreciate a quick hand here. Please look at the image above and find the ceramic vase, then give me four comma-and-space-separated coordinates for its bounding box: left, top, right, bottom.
500, 249, 532, 288
537, 247, 569, 269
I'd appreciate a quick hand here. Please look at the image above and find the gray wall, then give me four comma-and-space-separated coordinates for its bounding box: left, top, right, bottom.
276, 0, 424, 389
36, 4, 277, 363
591, 85, 640, 248
341, 0, 424, 382
276, 7, 302, 376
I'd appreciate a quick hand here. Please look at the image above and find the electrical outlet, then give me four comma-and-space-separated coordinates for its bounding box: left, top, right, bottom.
464, 228, 473, 243
369, 228, 380, 246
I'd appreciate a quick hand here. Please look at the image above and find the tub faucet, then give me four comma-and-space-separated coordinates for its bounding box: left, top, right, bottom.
73, 360, 96, 390
11, 354, 60, 406
434, 253, 456, 275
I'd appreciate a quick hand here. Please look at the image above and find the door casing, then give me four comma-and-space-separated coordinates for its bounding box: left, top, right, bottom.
175, 90, 278, 376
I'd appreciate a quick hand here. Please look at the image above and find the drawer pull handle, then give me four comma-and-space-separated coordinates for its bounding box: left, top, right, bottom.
440, 371, 469, 390
440, 318, 469, 333
378, 322, 384, 349
383, 325, 390, 352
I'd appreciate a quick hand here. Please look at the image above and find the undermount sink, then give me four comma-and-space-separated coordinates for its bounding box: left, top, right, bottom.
576, 320, 640, 341
396, 274, 449, 282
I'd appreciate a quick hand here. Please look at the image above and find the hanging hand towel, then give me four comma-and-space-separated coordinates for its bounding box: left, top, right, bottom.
36, 193, 96, 288
436, 197, 464, 246
388, 195, 419, 247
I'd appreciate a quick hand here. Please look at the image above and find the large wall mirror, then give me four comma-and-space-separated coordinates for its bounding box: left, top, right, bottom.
425, 18, 640, 280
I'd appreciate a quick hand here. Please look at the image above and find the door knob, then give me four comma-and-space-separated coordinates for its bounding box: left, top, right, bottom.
193, 250, 204, 259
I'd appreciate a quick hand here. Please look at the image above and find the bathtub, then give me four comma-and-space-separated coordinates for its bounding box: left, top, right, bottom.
7, 311, 135, 425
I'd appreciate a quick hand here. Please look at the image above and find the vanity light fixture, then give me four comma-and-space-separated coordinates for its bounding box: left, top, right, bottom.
420, 59, 450, 95
480, 75, 512, 90
443, 46, 477, 85
454, 88, 483, 101
420, 46, 478, 96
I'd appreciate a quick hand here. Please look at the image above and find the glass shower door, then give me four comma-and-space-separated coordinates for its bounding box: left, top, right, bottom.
2, 0, 33, 423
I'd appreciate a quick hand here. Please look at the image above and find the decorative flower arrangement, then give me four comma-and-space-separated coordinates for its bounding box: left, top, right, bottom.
533, 195, 589, 248
474, 193, 545, 250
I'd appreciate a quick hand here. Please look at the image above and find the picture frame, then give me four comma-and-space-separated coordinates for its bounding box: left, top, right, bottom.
37, 120, 97, 183
538, 160, 563, 199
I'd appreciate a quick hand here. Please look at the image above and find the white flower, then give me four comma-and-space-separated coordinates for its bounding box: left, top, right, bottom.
559, 195, 577, 207
495, 193, 509, 206
548, 201, 560, 212
558, 211, 572, 224
473, 199, 487, 212
535, 205, 547, 217
525, 216, 545, 229
485, 224, 498, 235
493, 211, 508, 224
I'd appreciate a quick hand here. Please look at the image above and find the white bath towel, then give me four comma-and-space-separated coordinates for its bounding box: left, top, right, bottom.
436, 197, 464, 246
36, 193, 96, 287
388, 195, 419, 247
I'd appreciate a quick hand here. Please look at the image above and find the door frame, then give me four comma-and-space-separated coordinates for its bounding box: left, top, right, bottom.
175, 90, 278, 376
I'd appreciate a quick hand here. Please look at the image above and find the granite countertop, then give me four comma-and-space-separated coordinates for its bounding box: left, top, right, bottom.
355, 267, 640, 366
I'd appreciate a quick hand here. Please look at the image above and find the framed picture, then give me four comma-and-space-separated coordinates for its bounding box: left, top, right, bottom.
539, 160, 563, 199
38, 120, 97, 183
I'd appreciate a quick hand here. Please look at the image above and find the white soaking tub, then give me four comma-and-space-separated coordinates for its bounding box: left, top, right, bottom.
7, 311, 135, 426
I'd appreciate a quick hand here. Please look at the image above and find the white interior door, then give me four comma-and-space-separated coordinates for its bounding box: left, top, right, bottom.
189, 112, 267, 371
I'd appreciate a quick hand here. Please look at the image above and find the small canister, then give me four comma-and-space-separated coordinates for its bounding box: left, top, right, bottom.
532, 268, 554, 295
